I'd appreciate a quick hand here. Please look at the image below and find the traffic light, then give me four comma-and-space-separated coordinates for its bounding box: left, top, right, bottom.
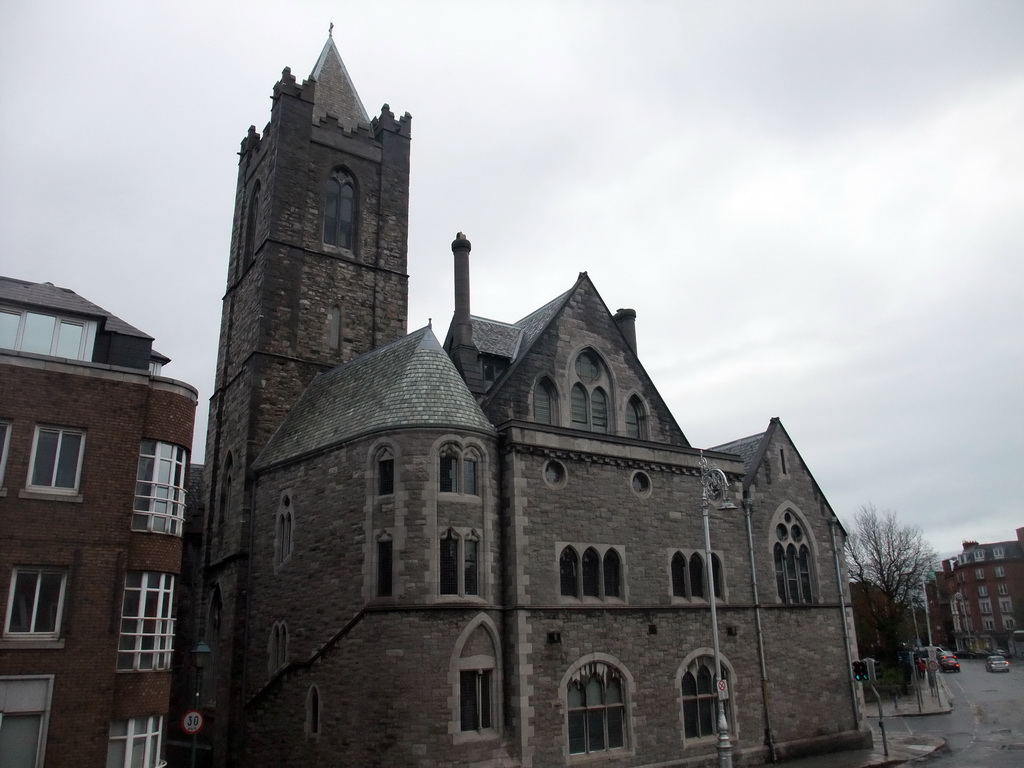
852, 660, 868, 681
865, 658, 877, 681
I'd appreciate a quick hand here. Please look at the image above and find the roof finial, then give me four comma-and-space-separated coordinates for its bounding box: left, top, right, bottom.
329, 21, 334, 38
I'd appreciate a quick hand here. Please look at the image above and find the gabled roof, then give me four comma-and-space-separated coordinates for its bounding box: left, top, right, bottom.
0, 276, 152, 340
255, 327, 495, 471
454, 287, 572, 365
714, 417, 846, 534
309, 34, 370, 130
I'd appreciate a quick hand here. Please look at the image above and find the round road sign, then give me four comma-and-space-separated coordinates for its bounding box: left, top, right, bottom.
927, 660, 939, 672
182, 710, 204, 735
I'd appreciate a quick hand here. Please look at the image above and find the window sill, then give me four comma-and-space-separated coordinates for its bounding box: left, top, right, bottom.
19, 489, 83, 503
0, 487, 6, 497
452, 727, 499, 745
0, 637, 66, 650
568, 747, 631, 763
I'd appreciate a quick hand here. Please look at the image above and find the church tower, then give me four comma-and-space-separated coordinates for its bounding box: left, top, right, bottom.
199, 32, 410, 765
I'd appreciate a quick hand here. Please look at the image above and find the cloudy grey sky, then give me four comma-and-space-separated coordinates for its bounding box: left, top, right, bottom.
2, 1, 1021, 556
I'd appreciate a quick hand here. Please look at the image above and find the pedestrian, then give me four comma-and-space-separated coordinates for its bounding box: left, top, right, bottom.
917, 658, 925, 678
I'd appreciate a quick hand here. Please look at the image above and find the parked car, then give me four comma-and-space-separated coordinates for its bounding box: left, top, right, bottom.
938, 654, 960, 672
954, 649, 980, 659
986, 656, 1010, 673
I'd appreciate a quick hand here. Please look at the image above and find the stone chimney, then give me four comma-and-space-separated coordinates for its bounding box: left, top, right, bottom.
450, 233, 484, 394
613, 308, 637, 356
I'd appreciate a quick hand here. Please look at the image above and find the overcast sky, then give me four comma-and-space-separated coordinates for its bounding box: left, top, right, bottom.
2, 1, 1021, 557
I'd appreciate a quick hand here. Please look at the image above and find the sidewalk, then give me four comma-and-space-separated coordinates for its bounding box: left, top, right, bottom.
751, 675, 952, 768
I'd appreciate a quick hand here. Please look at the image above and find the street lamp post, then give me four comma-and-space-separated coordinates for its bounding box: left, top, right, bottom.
190, 640, 211, 768
699, 452, 737, 768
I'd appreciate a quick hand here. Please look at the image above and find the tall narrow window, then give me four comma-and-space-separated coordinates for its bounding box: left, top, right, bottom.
603, 549, 621, 598
307, 686, 321, 737
440, 530, 459, 595
773, 510, 815, 603
560, 548, 579, 597
219, 453, 233, 527
463, 456, 478, 496
460, 670, 493, 731
117, 572, 175, 671
534, 378, 556, 425
323, 171, 356, 249
132, 440, 188, 536
377, 537, 393, 597
625, 396, 646, 439
711, 554, 723, 598
582, 548, 600, 597
377, 449, 394, 496
275, 496, 293, 567
464, 537, 479, 596
0, 420, 10, 487
243, 182, 260, 271
591, 389, 608, 433
571, 384, 589, 427
439, 447, 459, 493
28, 426, 85, 492
327, 305, 342, 350
671, 552, 687, 597
689, 553, 705, 598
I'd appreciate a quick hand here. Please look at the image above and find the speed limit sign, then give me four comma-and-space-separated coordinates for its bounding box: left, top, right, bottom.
182, 710, 204, 735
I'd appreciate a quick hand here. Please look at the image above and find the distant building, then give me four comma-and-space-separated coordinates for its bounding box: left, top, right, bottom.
182, 34, 870, 768
0, 277, 197, 767
936, 527, 1024, 653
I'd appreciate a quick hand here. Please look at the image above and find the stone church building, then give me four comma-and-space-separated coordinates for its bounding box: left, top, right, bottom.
188, 33, 868, 768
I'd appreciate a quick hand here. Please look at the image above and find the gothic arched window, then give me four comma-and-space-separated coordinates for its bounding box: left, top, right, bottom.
566, 662, 628, 754
533, 377, 557, 425
671, 552, 687, 597
625, 395, 647, 439
242, 182, 260, 273
773, 509, 815, 603
582, 548, 601, 597
560, 547, 579, 597
323, 170, 356, 249
689, 553, 705, 599
569, 349, 613, 433
681, 656, 731, 740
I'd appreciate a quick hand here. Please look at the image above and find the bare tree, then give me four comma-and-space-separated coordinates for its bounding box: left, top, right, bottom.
845, 505, 937, 659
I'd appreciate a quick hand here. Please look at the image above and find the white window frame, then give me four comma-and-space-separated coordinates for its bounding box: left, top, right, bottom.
0, 307, 96, 360
999, 598, 1012, 613
0, 420, 10, 490
1006, 617, 1016, 630
0, 675, 54, 768
132, 440, 188, 536
3, 568, 67, 640
998, 583, 1009, 595
983, 618, 995, 630
993, 547, 1004, 559
975, 568, 984, 579
26, 425, 85, 493
978, 585, 988, 597
974, 549, 985, 561
979, 599, 992, 615
117, 572, 175, 671
107, 715, 163, 768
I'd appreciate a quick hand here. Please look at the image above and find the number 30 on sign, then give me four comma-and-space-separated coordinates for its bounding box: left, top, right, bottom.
182, 710, 204, 735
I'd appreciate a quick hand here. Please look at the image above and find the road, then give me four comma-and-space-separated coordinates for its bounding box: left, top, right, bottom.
894, 658, 1024, 766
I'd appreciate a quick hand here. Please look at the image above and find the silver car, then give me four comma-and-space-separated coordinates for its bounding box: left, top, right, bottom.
986, 655, 1010, 673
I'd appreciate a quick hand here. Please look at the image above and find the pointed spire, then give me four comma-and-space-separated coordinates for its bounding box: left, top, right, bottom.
310, 33, 370, 130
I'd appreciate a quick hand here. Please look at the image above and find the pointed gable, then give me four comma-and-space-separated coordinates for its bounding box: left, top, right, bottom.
310, 34, 370, 130
466, 274, 688, 446
255, 327, 494, 471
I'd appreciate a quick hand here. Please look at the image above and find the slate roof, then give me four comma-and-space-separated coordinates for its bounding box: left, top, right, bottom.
470, 288, 571, 362
255, 327, 495, 471
712, 432, 766, 475
0, 276, 152, 340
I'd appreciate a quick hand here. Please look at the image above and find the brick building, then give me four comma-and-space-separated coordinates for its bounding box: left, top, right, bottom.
934, 528, 1024, 654
186, 34, 868, 767
0, 278, 197, 766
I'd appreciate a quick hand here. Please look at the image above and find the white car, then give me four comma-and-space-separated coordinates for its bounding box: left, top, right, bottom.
985, 655, 1010, 673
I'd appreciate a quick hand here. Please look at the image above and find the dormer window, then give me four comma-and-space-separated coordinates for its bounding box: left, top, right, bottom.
1, 307, 96, 361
